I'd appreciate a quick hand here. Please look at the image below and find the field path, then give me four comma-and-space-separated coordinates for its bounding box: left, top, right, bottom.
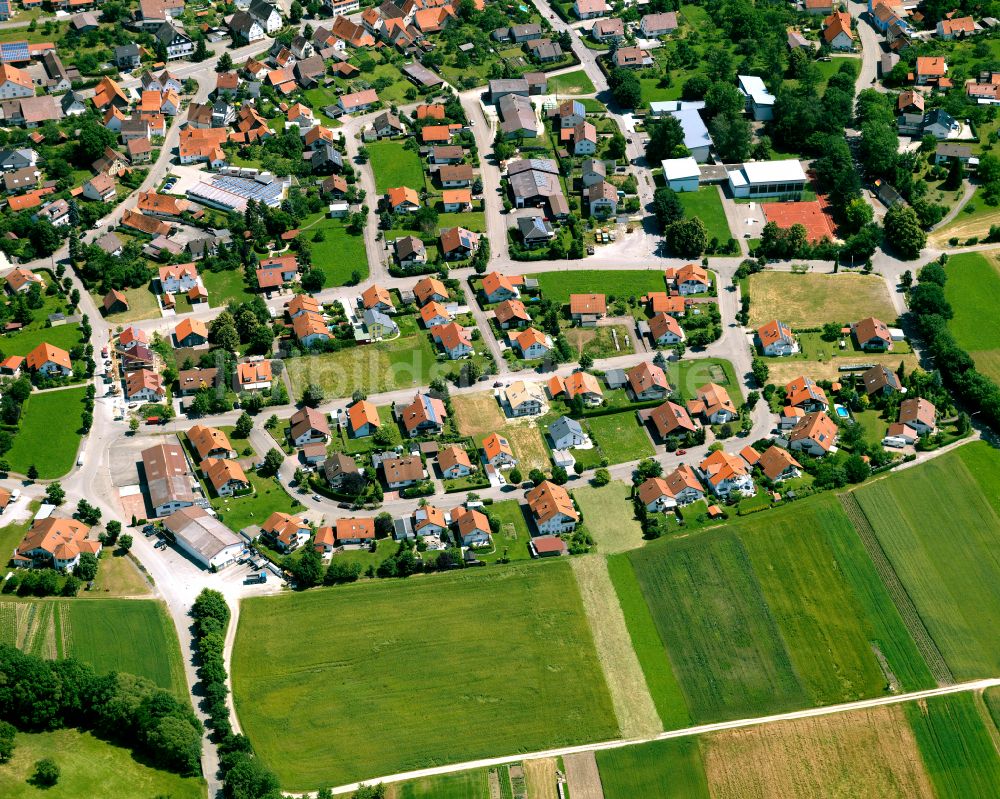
312, 678, 1000, 796
563, 752, 605, 799
571, 556, 663, 740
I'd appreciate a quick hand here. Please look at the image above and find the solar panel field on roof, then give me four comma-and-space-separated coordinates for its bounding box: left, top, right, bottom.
0, 41, 30, 63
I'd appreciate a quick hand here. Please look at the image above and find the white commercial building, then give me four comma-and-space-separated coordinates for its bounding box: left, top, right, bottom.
662, 157, 700, 192
727, 160, 807, 199
737, 75, 775, 121
163, 506, 243, 570
672, 108, 712, 162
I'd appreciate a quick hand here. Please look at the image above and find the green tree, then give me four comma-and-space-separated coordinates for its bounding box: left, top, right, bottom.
751, 357, 769, 386
235, 412, 253, 438
217, 52, 233, 72
33, 758, 59, 787
664, 217, 707, 258
118, 534, 133, 552
129, 416, 140, 434
106, 520, 122, 540
0, 720, 15, 763
292, 546, 324, 588
883, 203, 926, 260
26, 465, 38, 481
844, 454, 871, 483
592, 468, 610, 487
301, 383, 325, 407
260, 448, 285, 478
652, 186, 684, 230
73, 552, 98, 581
708, 113, 751, 162
608, 68, 641, 108
645, 115, 685, 162
44, 482, 65, 506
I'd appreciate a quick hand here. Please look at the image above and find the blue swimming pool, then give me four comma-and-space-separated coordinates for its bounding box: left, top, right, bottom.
835, 406, 850, 418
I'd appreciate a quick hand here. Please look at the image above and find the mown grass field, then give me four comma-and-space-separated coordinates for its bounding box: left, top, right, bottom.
6, 387, 87, 478
0, 599, 186, 696
854, 442, 1000, 679
305, 218, 369, 285
677, 187, 732, 244
574, 483, 644, 554
201, 268, 257, 306
941, 252, 1000, 382
904, 693, 1000, 799
0, 729, 205, 799
546, 69, 596, 95
597, 738, 709, 799
586, 412, 654, 465
99, 284, 161, 323
232, 561, 618, 789
285, 318, 442, 397
663, 357, 741, 403
746, 272, 897, 329
210, 469, 300, 534
535, 270, 666, 305
367, 140, 426, 193
624, 494, 932, 723
392, 769, 490, 798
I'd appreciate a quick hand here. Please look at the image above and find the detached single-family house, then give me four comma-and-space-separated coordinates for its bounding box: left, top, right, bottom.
348, 400, 380, 437
757, 445, 802, 483
573, 0, 609, 20
898, 397, 936, 435
627, 362, 670, 401
698, 450, 754, 497
174, 317, 209, 348
400, 392, 448, 437
649, 400, 697, 439
549, 415, 588, 450
159, 262, 198, 294
569, 293, 606, 326
188, 424, 236, 460
788, 410, 838, 456
687, 383, 738, 424
452, 507, 491, 547
438, 444, 475, 479
527, 481, 578, 533
290, 407, 331, 447
382, 455, 426, 489
862, 364, 902, 396
261, 511, 311, 553
431, 322, 473, 359
12, 518, 99, 572
482, 432, 517, 468
852, 316, 893, 351
26, 342, 72, 377
785, 376, 829, 412
202, 458, 250, 497
514, 327, 552, 360
649, 312, 685, 345
757, 319, 797, 356
502, 380, 546, 417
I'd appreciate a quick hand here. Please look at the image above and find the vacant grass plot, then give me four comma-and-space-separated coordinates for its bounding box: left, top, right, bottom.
586, 412, 654, 465
99, 285, 161, 323
0, 599, 186, 695
904, 694, 1000, 799
535, 270, 666, 305
664, 357, 741, 403
854, 442, 1000, 679
703, 705, 933, 799
453, 391, 506, 437
0, 323, 82, 359
0, 729, 204, 799
942, 251, 1000, 381
597, 738, 709, 799
677, 187, 731, 244
285, 327, 441, 397
546, 69, 596, 95
746, 272, 897, 328
307, 219, 369, 285
232, 562, 618, 789
368, 140, 426, 194
497, 422, 551, 473
574, 483, 644, 554
7, 387, 87, 478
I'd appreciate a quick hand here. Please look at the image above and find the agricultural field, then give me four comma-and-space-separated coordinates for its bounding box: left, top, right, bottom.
942, 251, 1000, 382
6, 387, 88, 478
597, 738, 709, 799
677, 187, 732, 244
0, 729, 205, 799
231, 561, 618, 790
391, 769, 489, 798
0, 599, 186, 695
703, 705, 934, 799
854, 441, 1000, 679
571, 556, 662, 739
367, 140, 427, 194
585, 412, 655, 465
746, 272, 897, 329
285, 319, 441, 397
573, 483, 643, 554
534, 270, 666, 305
624, 494, 932, 724
904, 693, 1000, 799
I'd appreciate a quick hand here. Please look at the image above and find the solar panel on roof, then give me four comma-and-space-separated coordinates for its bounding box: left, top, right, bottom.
0, 41, 30, 63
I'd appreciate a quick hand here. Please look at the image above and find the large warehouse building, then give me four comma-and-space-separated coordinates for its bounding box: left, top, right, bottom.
163, 506, 243, 570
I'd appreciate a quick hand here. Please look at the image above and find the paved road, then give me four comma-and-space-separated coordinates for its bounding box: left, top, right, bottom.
315, 677, 1000, 795
850, 0, 884, 95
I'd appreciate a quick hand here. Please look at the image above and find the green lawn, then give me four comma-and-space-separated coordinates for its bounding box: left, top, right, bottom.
586, 412, 655, 465
6, 387, 87, 478
904, 694, 1000, 799
606, 555, 690, 729
663, 357, 742, 403
285, 320, 443, 398
201, 267, 256, 306
535, 270, 666, 305
677, 187, 732, 244
596, 738, 709, 799
306, 219, 369, 285
479, 499, 533, 563
98, 284, 161, 323
367, 140, 426, 194
232, 561, 618, 789
0, 729, 204, 799
210, 469, 300, 534
625, 493, 932, 724
941, 252, 1000, 382
0, 324, 82, 359
547, 69, 596, 95
854, 441, 1000, 679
